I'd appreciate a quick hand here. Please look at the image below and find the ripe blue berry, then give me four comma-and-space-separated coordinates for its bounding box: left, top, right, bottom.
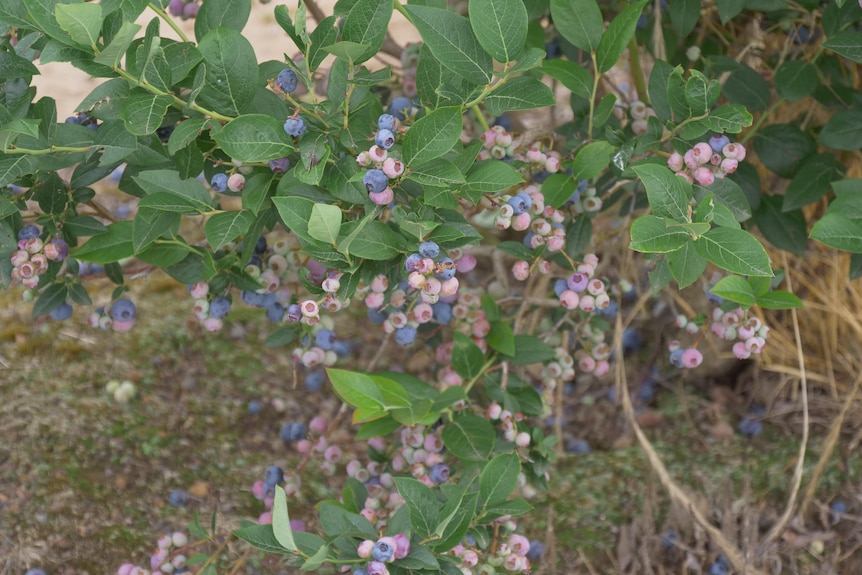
738, 417, 762, 437
287, 303, 302, 322
284, 117, 306, 137
378, 113, 396, 131
431, 302, 452, 325
622, 328, 643, 354
241, 290, 265, 307
315, 328, 336, 350
661, 530, 678, 549
265, 302, 285, 323
389, 97, 418, 120
264, 465, 284, 487
18, 225, 40, 241
526, 540, 545, 561
49, 302, 73, 321
363, 169, 388, 194
289, 422, 306, 441
333, 340, 351, 357
394, 325, 417, 346
405, 252, 422, 272
429, 462, 450, 484
247, 400, 262, 415
375, 128, 396, 150
709, 555, 730, 575
709, 134, 731, 153
494, 114, 512, 131
211, 173, 228, 193
418, 241, 439, 259
276, 68, 298, 93
371, 541, 394, 562
209, 296, 231, 319
434, 257, 456, 281
111, 298, 136, 321
507, 192, 532, 215
669, 348, 684, 368
553, 279, 568, 297
305, 369, 326, 392
368, 307, 387, 324
565, 439, 591, 453
830, 500, 847, 524
270, 157, 290, 173
169, 489, 190, 506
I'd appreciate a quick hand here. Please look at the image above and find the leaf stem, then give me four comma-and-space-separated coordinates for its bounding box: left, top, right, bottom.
659, 112, 709, 144
587, 51, 601, 139
4, 145, 93, 155
473, 106, 490, 132
740, 97, 783, 145
148, 2, 191, 43
463, 356, 497, 394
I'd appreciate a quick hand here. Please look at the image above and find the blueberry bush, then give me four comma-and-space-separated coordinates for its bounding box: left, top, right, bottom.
2, 0, 862, 572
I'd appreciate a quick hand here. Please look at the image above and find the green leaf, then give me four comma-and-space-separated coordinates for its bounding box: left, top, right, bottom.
648, 60, 674, 123
774, 60, 818, 102
723, 64, 771, 111
542, 59, 593, 99
480, 453, 521, 507
408, 159, 466, 187
120, 93, 172, 136
393, 477, 439, 539
703, 104, 753, 134
272, 485, 297, 552
694, 227, 773, 276
596, 0, 649, 73
754, 195, 807, 256
197, 27, 257, 117
693, 177, 751, 222
666, 241, 707, 288
33, 283, 68, 318
487, 321, 515, 356
464, 160, 523, 192
550, 0, 602, 52
94, 21, 140, 67
71, 220, 134, 263
194, 0, 251, 41
511, 335, 556, 365
810, 213, 862, 253
204, 209, 254, 251
233, 524, 293, 556
133, 169, 213, 207
452, 332, 485, 379
783, 155, 843, 211
326, 368, 387, 422
338, 220, 404, 261
402, 106, 463, 166
540, 174, 577, 209
669, 0, 701, 37
710, 275, 756, 307
322, 41, 370, 63
818, 109, 862, 151
341, 0, 392, 64
757, 290, 803, 309
753, 124, 815, 178
717, 0, 745, 23
137, 241, 191, 267
101, 0, 148, 21
404, 5, 493, 84
632, 164, 692, 222
442, 412, 496, 461
469, 0, 528, 63
308, 203, 342, 245
629, 215, 692, 253
213, 114, 295, 162
571, 141, 615, 180
0, 51, 39, 82
822, 30, 862, 63
683, 69, 715, 115
133, 209, 180, 252
55, 3, 102, 49
167, 118, 209, 155
484, 76, 556, 116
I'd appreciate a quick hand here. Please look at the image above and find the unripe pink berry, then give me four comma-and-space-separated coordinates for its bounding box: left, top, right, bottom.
357, 539, 375, 558
382, 157, 404, 178
676, 171, 694, 184
681, 348, 703, 368
594, 359, 610, 377
227, 173, 246, 191
511, 211, 532, 231
413, 302, 434, 323
683, 149, 698, 171
693, 167, 714, 186
545, 156, 561, 173
515, 432, 530, 447
369, 187, 394, 205
512, 260, 530, 281
559, 290, 580, 310
369, 145, 387, 162
667, 152, 684, 172
720, 158, 738, 174
692, 142, 712, 164
456, 254, 476, 273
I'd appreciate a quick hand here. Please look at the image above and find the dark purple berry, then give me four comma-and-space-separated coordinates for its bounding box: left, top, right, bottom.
169, 489, 189, 506
209, 296, 231, 318
429, 462, 450, 484
270, 157, 290, 173
264, 465, 284, 487
111, 298, 136, 321
167, 0, 184, 16
405, 253, 422, 272
276, 68, 298, 93
265, 302, 284, 323
49, 302, 73, 321
18, 225, 40, 241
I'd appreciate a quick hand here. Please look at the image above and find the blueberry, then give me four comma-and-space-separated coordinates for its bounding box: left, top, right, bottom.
378, 113, 396, 131
283, 117, 306, 137
167, 0, 184, 16
18, 225, 40, 241
638, 381, 656, 403
270, 157, 290, 173
545, 39, 562, 59
210, 173, 228, 193
169, 489, 189, 507
47, 302, 72, 320
565, 439, 591, 454
433, 257, 456, 281
315, 329, 336, 350
526, 540, 545, 561
368, 307, 387, 324
523, 231, 535, 247
287, 304, 302, 322
276, 68, 298, 93
332, 340, 351, 357
405, 252, 422, 272
210, 296, 231, 318
429, 462, 450, 484
669, 348, 684, 368
289, 422, 306, 441
247, 400, 262, 415
507, 195, 528, 216
255, 236, 268, 254
394, 325, 417, 346
709, 555, 730, 575
265, 302, 284, 323
431, 302, 453, 325
709, 134, 731, 153
25, 570, 47, 575
389, 97, 418, 120
636, 14, 648, 29
241, 290, 265, 307
156, 124, 175, 143
264, 465, 284, 487
111, 298, 137, 321
738, 417, 762, 437
418, 241, 439, 259
598, 300, 618, 318
494, 114, 512, 131
305, 369, 326, 392
363, 169, 388, 194
830, 500, 847, 524
371, 541, 394, 562
554, 279, 568, 297
661, 530, 678, 549
375, 128, 396, 150
64, 115, 82, 124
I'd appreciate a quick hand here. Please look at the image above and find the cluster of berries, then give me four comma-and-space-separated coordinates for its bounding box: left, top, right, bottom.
10, 225, 68, 290
477, 125, 517, 161
87, 298, 138, 332
357, 113, 406, 206
487, 403, 531, 447
538, 346, 576, 401
251, 464, 301, 524
667, 135, 746, 186
707, 306, 769, 359
667, 341, 704, 369
394, 424, 450, 486
354, 535, 412, 575
279, 420, 306, 444
450, 531, 534, 574
628, 100, 658, 136
64, 112, 100, 131
116, 531, 189, 575
291, 320, 348, 368
106, 379, 137, 403
209, 171, 247, 193
498, 186, 568, 258
166, 0, 199, 19
566, 181, 604, 214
